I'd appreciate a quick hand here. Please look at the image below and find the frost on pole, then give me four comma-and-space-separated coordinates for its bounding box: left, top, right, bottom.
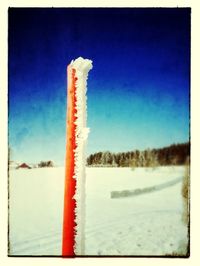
62, 57, 93, 257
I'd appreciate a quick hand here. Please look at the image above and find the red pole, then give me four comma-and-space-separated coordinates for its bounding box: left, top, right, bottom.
62, 64, 77, 257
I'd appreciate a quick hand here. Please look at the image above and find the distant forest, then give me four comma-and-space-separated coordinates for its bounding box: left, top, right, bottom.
87, 142, 190, 167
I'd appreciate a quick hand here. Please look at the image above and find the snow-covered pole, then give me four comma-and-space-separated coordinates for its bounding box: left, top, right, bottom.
62, 57, 92, 257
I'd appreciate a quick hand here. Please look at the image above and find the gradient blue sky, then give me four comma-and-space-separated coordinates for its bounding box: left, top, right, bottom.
9, 8, 190, 164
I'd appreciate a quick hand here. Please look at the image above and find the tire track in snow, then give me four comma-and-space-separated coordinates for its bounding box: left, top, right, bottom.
85, 211, 184, 256
10, 231, 62, 255
10, 237, 61, 255
85, 209, 181, 237
10, 229, 61, 247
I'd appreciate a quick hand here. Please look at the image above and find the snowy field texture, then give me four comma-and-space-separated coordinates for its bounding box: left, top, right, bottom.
9, 166, 189, 256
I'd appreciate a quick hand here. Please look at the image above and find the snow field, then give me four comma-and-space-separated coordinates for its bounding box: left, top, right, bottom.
9, 167, 65, 255
85, 167, 188, 256
9, 166, 188, 256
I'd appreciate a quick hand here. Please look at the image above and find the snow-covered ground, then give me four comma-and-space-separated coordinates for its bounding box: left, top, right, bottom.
9, 167, 64, 256
8, 166, 188, 256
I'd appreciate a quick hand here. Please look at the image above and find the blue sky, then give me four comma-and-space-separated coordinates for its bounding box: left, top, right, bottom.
9, 8, 190, 164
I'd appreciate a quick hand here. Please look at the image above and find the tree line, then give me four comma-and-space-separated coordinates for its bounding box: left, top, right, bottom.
86, 142, 190, 167
38, 160, 54, 168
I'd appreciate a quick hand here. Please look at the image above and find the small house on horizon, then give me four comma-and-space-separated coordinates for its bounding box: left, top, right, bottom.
16, 163, 31, 169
